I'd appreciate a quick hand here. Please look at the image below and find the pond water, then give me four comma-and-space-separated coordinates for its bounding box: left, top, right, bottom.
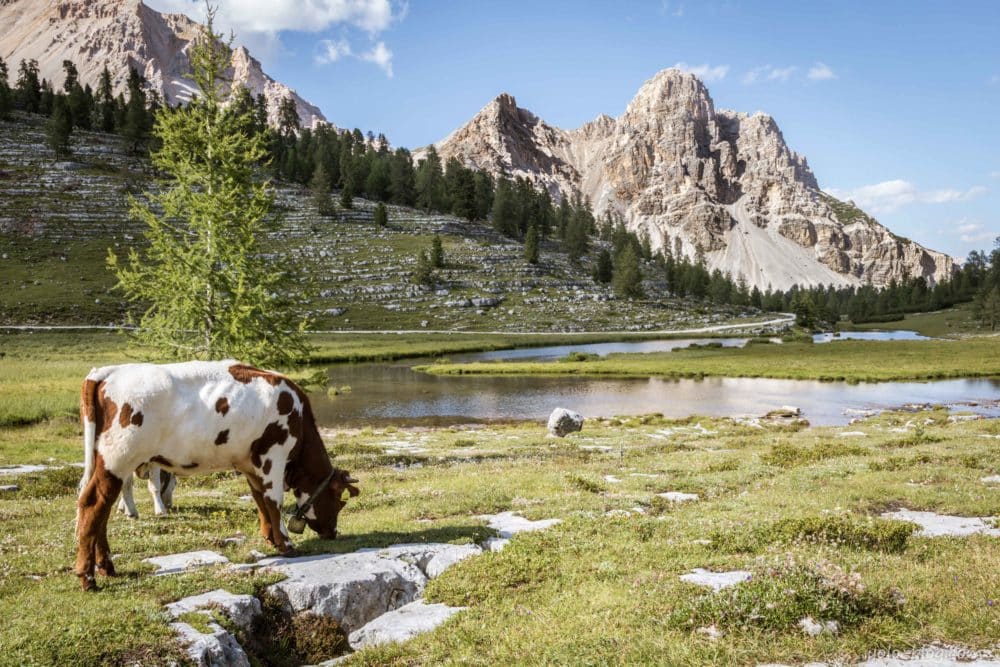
813, 330, 932, 343
450, 338, 751, 362
314, 334, 999, 427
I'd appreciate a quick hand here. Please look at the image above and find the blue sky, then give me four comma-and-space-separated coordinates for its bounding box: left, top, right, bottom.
148, 0, 999, 260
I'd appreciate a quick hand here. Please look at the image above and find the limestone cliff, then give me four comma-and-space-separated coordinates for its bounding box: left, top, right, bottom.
0, 0, 327, 129
429, 69, 955, 291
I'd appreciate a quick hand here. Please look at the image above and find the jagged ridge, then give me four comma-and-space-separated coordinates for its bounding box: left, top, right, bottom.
0, 0, 327, 129
429, 69, 955, 291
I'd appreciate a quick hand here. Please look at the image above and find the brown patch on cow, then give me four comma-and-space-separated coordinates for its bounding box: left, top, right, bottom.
75, 452, 124, 589
96, 382, 118, 435
286, 409, 302, 441
215, 429, 229, 445
118, 403, 143, 428
150, 455, 173, 468
181, 462, 198, 470
215, 397, 230, 415
250, 422, 289, 468
228, 364, 283, 386
262, 459, 272, 475
263, 480, 273, 490
276, 391, 295, 415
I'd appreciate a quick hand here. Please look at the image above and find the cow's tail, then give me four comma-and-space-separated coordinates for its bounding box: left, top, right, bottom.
78, 369, 104, 497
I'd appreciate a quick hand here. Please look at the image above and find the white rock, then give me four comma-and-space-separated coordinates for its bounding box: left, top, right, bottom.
982, 475, 1000, 485
798, 616, 824, 636
260, 552, 428, 633
548, 408, 584, 437
477, 511, 561, 538
857, 645, 1000, 666
679, 568, 752, 591
881, 509, 1000, 537
356, 543, 482, 579
170, 621, 251, 667
696, 624, 723, 639
838, 431, 868, 437
480, 537, 510, 552
948, 414, 982, 423
603, 475, 622, 483
348, 600, 466, 649
656, 491, 699, 503
145, 550, 230, 575
0, 464, 50, 475
166, 589, 262, 631
0, 485, 18, 492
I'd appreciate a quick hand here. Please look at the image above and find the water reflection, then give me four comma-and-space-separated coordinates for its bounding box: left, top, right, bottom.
813, 331, 932, 343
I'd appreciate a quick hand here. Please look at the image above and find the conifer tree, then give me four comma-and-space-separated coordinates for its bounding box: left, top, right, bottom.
0, 57, 11, 120
340, 181, 354, 209
310, 161, 333, 216
122, 67, 149, 153
97, 66, 116, 132
490, 179, 517, 238
612, 245, 643, 299
412, 250, 434, 286
415, 146, 446, 211
16, 59, 41, 113
108, 8, 311, 367
45, 94, 73, 156
593, 248, 613, 283
524, 224, 540, 265
430, 234, 445, 268
374, 201, 388, 229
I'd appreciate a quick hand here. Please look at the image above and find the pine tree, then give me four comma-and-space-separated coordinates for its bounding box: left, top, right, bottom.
277, 96, 299, 140
412, 250, 434, 287
490, 179, 517, 238
340, 182, 354, 209
107, 9, 312, 367
430, 234, 445, 268
0, 57, 11, 120
97, 66, 115, 131
612, 245, 643, 299
415, 146, 446, 212
310, 161, 333, 216
15, 59, 41, 113
374, 201, 388, 229
524, 224, 540, 265
45, 94, 73, 156
388, 148, 416, 205
122, 67, 149, 153
593, 248, 613, 283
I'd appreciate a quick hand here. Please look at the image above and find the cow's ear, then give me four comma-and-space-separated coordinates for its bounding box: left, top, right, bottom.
346, 483, 360, 497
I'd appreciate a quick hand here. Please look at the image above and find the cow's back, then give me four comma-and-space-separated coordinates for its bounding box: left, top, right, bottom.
92, 360, 295, 478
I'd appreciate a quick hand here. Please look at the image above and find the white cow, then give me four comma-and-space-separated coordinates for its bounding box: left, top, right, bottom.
117, 464, 176, 517
76, 360, 359, 591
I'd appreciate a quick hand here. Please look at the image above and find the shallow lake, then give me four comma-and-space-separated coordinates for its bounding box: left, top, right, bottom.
314, 335, 999, 427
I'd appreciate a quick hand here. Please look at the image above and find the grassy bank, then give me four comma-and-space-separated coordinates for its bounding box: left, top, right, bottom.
1, 411, 999, 664
0, 329, 725, 427
418, 337, 1000, 383
844, 303, 985, 339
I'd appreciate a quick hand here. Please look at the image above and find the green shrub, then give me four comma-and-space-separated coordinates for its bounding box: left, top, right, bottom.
566, 473, 606, 494
712, 515, 917, 554
670, 554, 904, 632
560, 351, 600, 362
761, 441, 867, 468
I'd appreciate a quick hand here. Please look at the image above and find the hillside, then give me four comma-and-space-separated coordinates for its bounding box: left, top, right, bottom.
427, 70, 956, 291
0, 114, 766, 332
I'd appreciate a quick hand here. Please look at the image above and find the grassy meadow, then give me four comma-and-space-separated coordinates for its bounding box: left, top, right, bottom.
1, 410, 999, 665
419, 336, 1000, 383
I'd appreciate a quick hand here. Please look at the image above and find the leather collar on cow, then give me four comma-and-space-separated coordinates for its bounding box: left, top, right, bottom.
286, 468, 336, 534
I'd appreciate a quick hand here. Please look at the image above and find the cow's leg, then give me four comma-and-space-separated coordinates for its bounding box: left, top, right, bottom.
75, 455, 123, 590
161, 471, 176, 511
117, 474, 138, 518
244, 474, 275, 545
260, 458, 295, 555
146, 464, 169, 516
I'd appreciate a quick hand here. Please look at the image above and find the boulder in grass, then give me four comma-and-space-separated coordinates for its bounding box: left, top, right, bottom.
547, 408, 584, 437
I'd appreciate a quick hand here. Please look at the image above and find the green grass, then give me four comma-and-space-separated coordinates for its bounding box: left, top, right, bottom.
843, 302, 988, 338
1, 410, 999, 665
418, 337, 1000, 382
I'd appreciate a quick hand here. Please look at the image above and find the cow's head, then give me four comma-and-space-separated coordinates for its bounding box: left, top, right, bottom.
306, 468, 359, 538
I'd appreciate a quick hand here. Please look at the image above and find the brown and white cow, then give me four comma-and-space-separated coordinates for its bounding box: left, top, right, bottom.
117, 463, 176, 517
76, 360, 359, 591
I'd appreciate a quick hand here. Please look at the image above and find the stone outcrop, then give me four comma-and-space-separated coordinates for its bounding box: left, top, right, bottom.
427, 69, 955, 291
0, 0, 327, 129
547, 408, 584, 437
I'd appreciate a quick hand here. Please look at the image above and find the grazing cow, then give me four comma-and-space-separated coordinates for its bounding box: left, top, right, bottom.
117, 464, 176, 517
75, 360, 359, 591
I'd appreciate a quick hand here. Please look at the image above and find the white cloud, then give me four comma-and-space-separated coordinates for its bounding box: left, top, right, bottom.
958, 222, 982, 234
829, 179, 987, 214
673, 62, 729, 82
315, 39, 353, 65
990, 74, 1000, 86
660, 1, 684, 17
147, 0, 396, 34
991, 171, 1000, 179
360, 41, 393, 77
955, 221, 996, 244
742, 65, 795, 84
807, 62, 836, 81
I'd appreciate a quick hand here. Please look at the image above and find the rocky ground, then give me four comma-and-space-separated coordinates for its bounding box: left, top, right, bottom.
1, 407, 999, 665
0, 114, 757, 332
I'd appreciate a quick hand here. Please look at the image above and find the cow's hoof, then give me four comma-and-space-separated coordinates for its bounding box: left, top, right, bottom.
279, 546, 299, 558
97, 562, 116, 577
79, 575, 98, 591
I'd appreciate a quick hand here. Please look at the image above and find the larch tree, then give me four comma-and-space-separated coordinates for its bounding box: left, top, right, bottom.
108, 6, 312, 367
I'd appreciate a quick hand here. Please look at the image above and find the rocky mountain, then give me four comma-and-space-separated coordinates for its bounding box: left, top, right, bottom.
428, 69, 955, 291
0, 0, 327, 129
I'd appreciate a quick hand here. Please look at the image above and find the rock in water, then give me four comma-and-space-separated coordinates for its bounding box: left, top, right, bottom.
548, 408, 584, 437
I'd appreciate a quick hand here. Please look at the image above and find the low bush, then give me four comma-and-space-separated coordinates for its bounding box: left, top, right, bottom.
761, 441, 868, 468
712, 515, 917, 554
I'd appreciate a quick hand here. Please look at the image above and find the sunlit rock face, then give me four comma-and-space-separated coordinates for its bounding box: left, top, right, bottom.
428, 68, 955, 291
0, 0, 327, 129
